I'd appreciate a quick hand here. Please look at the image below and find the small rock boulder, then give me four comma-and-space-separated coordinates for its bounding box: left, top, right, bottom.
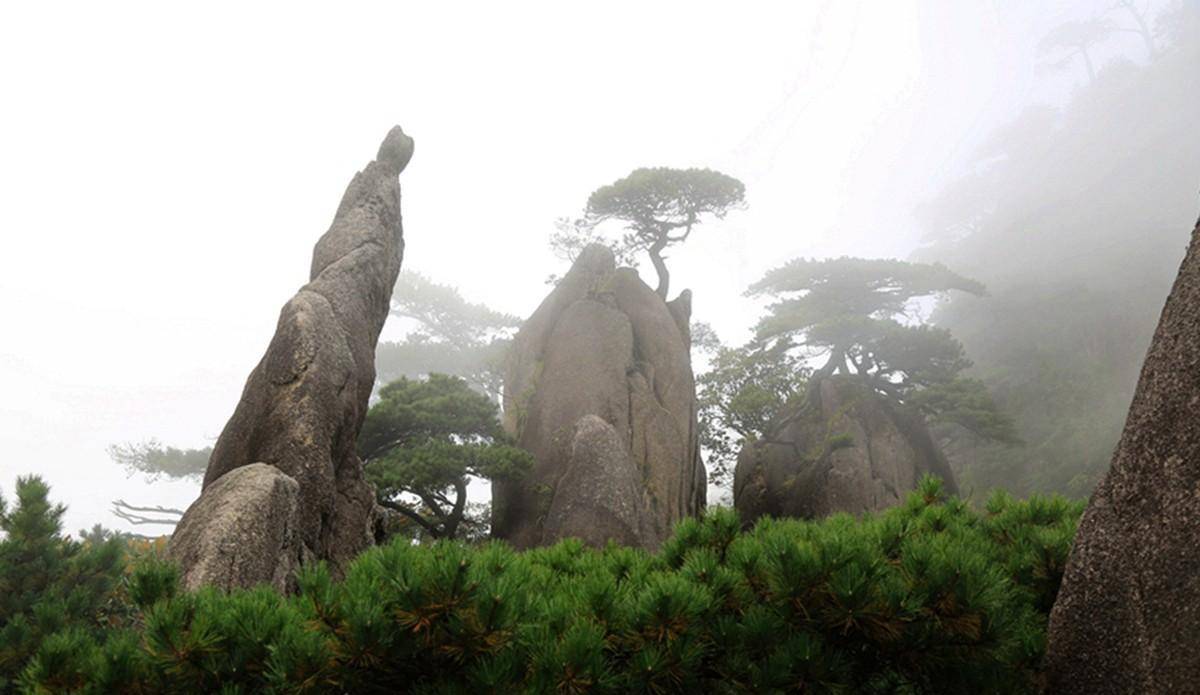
492, 245, 704, 550
734, 376, 958, 524
168, 464, 306, 593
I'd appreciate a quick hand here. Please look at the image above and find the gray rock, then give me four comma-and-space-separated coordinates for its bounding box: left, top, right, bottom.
1043, 218, 1200, 694
173, 126, 413, 589
168, 464, 306, 593
543, 415, 645, 547
733, 376, 957, 524
493, 245, 704, 550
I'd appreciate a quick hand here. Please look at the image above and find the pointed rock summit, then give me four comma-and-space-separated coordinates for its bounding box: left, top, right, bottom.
1044, 216, 1200, 693
493, 245, 705, 550
169, 126, 413, 591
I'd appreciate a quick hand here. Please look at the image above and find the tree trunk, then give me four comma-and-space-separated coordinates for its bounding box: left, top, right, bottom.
444, 479, 468, 540
1116, 0, 1156, 57
649, 235, 670, 299
1079, 46, 1097, 82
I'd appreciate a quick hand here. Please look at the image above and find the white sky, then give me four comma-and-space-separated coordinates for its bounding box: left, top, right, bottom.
0, 0, 1153, 533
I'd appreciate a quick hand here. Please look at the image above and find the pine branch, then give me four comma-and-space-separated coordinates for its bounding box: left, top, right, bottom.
112, 500, 185, 516
379, 499, 441, 538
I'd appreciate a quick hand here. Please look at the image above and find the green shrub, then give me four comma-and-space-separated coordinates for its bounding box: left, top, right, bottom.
0, 477, 127, 694
14, 475, 1083, 694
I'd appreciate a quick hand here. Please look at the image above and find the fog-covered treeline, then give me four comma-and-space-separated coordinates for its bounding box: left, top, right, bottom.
915, 4, 1200, 497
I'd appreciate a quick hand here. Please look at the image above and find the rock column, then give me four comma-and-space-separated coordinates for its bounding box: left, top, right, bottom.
169, 126, 413, 591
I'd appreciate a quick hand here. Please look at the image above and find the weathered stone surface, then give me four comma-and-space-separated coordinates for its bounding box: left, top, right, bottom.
493, 245, 704, 550
171, 126, 413, 589
1043, 218, 1200, 694
733, 376, 957, 525
169, 464, 305, 593
543, 416, 645, 547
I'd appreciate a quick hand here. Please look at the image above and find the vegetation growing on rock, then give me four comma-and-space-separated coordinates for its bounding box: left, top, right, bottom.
748, 257, 1014, 444
697, 340, 810, 485
496, 245, 704, 550
553, 167, 745, 299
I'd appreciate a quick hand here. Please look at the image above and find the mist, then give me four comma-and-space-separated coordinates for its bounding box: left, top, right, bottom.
1, 0, 1196, 536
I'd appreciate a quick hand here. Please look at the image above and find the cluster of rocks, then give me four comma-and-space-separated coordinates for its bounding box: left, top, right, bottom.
166, 126, 956, 590
170, 128, 1200, 693
492, 245, 706, 550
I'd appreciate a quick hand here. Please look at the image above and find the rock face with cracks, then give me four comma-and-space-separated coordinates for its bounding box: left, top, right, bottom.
493, 245, 705, 550
733, 376, 958, 525
169, 126, 413, 590
168, 464, 306, 593
1043, 217, 1200, 694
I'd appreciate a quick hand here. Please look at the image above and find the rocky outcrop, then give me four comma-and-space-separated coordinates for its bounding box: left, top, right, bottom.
734, 376, 957, 525
170, 126, 413, 589
492, 245, 704, 550
168, 464, 306, 592
1043, 218, 1200, 694
542, 416, 646, 547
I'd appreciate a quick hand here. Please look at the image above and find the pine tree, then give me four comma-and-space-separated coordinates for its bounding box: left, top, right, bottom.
0, 476, 125, 693
553, 167, 746, 298
360, 374, 532, 541
20, 476, 1083, 693
749, 256, 1018, 444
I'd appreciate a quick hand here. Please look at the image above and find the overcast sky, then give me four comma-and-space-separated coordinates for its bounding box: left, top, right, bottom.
0, 1, 1158, 533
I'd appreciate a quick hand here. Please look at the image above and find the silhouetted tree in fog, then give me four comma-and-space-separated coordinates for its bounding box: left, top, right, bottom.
105, 441, 208, 527
1038, 18, 1115, 81
748, 257, 1017, 444
377, 271, 520, 402
916, 3, 1200, 496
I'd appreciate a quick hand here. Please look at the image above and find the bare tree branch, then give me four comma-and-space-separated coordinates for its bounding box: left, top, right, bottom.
112, 500, 185, 515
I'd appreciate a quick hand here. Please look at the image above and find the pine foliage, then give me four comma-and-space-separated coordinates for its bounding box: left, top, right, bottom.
0, 477, 127, 694
15, 476, 1082, 694
360, 374, 532, 541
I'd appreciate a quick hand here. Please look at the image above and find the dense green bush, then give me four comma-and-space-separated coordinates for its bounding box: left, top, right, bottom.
12, 476, 1081, 694
0, 477, 127, 694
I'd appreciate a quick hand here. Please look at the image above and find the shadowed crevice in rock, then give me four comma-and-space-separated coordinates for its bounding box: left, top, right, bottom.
1044, 218, 1200, 694
169, 126, 413, 590
733, 376, 958, 525
493, 244, 705, 550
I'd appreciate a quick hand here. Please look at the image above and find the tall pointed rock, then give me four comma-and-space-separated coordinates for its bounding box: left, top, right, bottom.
169, 126, 414, 591
1044, 216, 1200, 693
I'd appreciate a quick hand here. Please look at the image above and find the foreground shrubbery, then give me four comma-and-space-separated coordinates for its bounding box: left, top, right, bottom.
0, 477, 127, 694
6, 477, 1082, 694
